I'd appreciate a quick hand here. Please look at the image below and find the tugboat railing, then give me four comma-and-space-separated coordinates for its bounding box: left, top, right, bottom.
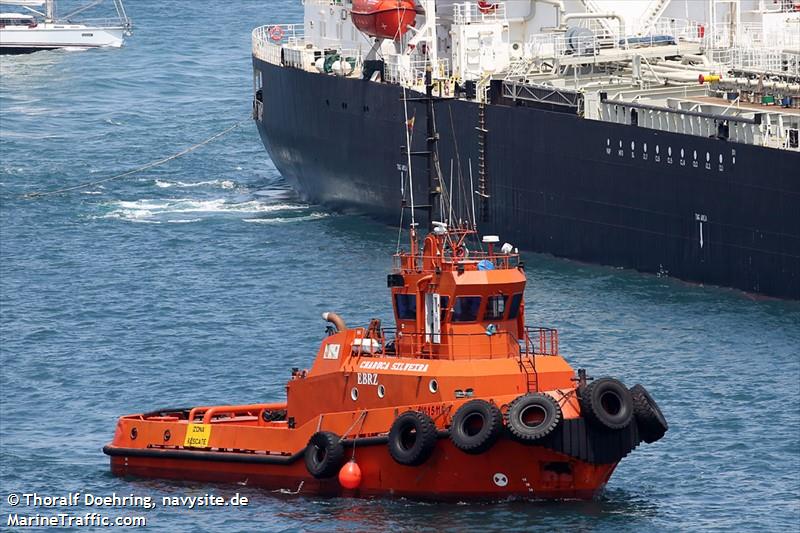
350, 326, 558, 360
392, 253, 520, 273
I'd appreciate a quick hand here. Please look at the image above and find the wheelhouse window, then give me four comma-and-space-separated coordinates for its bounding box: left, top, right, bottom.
452, 296, 481, 322
394, 294, 416, 320
507, 293, 523, 320
485, 295, 508, 320
439, 295, 449, 322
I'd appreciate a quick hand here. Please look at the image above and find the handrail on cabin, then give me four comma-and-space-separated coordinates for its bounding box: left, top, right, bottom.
188, 403, 287, 424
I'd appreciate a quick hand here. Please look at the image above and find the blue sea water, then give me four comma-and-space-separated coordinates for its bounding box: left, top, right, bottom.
1, 2, 799, 531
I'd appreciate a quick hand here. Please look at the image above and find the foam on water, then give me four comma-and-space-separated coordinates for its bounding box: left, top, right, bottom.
97, 198, 312, 222
154, 179, 236, 189
243, 212, 330, 224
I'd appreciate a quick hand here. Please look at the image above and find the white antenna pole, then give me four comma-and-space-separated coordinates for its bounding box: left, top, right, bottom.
468, 158, 477, 230
448, 158, 454, 225
402, 86, 416, 228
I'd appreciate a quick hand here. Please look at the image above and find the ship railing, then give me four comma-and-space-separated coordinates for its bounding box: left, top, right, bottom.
708, 45, 800, 77
69, 16, 131, 29
252, 24, 305, 65
596, 95, 800, 152
384, 55, 451, 89
525, 26, 622, 63
647, 18, 705, 43
730, 47, 800, 77
452, 2, 507, 25
524, 19, 699, 66
391, 251, 520, 273
521, 326, 559, 357
350, 326, 558, 361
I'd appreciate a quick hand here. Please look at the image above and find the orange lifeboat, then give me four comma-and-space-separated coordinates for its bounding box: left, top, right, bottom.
351, 0, 417, 41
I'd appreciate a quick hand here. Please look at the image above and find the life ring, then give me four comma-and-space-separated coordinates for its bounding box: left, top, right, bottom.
578, 377, 633, 430
478, 1, 498, 14
304, 431, 345, 478
388, 411, 438, 466
454, 245, 469, 260
505, 393, 562, 442
630, 384, 668, 443
268, 25, 284, 42
449, 399, 503, 454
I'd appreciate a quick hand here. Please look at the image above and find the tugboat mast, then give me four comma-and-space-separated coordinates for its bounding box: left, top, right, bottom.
424, 65, 442, 232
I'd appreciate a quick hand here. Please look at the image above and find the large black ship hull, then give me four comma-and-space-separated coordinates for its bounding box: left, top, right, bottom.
254, 58, 800, 299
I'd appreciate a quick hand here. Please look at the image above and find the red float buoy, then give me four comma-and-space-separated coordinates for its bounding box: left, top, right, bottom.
338, 459, 362, 489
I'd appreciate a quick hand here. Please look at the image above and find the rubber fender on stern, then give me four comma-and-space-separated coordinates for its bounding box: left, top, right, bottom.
388, 411, 438, 466
304, 431, 345, 479
450, 399, 503, 454
505, 393, 563, 442
579, 378, 634, 430
630, 384, 668, 443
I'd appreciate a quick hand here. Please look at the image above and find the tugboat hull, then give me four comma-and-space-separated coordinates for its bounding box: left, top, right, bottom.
106, 439, 616, 500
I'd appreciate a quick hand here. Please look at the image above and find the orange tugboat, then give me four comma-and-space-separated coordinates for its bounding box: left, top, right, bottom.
104, 72, 668, 501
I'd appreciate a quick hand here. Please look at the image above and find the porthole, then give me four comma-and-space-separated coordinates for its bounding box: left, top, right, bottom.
130, 427, 138, 440
655, 145, 660, 154
630, 141, 635, 150
681, 148, 685, 157
644, 142, 648, 152
163, 430, 171, 442
706, 152, 710, 161
668, 146, 672, 156
351, 387, 359, 401
719, 154, 723, 163
429, 379, 438, 394
377, 384, 386, 398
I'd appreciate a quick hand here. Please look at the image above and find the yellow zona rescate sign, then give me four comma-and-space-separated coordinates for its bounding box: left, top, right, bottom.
183, 424, 212, 448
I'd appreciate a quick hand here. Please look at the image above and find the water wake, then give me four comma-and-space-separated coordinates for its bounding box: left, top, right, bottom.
96, 197, 316, 223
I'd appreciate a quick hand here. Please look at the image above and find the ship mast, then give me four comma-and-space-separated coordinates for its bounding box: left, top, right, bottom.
424, 65, 442, 232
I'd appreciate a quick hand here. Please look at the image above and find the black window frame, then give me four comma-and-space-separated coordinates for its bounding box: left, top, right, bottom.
394, 293, 417, 320
485, 294, 508, 321
507, 293, 523, 320
439, 295, 450, 322
452, 296, 482, 323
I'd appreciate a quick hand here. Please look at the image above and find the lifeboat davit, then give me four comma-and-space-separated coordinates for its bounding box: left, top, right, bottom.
351, 0, 417, 41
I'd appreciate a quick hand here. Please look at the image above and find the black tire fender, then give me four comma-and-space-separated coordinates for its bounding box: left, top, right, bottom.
388, 411, 438, 466
304, 431, 345, 479
505, 393, 563, 442
449, 399, 503, 454
579, 377, 634, 430
630, 384, 668, 443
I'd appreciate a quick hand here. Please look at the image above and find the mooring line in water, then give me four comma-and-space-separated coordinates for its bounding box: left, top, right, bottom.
23, 119, 247, 199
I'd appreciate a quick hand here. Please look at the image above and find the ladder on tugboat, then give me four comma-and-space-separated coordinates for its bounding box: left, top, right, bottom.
520, 355, 538, 393
519, 327, 539, 393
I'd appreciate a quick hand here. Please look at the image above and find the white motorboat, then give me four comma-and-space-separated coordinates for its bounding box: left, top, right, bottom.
0, 0, 131, 54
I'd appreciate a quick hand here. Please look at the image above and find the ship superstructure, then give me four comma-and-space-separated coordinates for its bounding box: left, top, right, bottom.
251, 1, 800, 298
